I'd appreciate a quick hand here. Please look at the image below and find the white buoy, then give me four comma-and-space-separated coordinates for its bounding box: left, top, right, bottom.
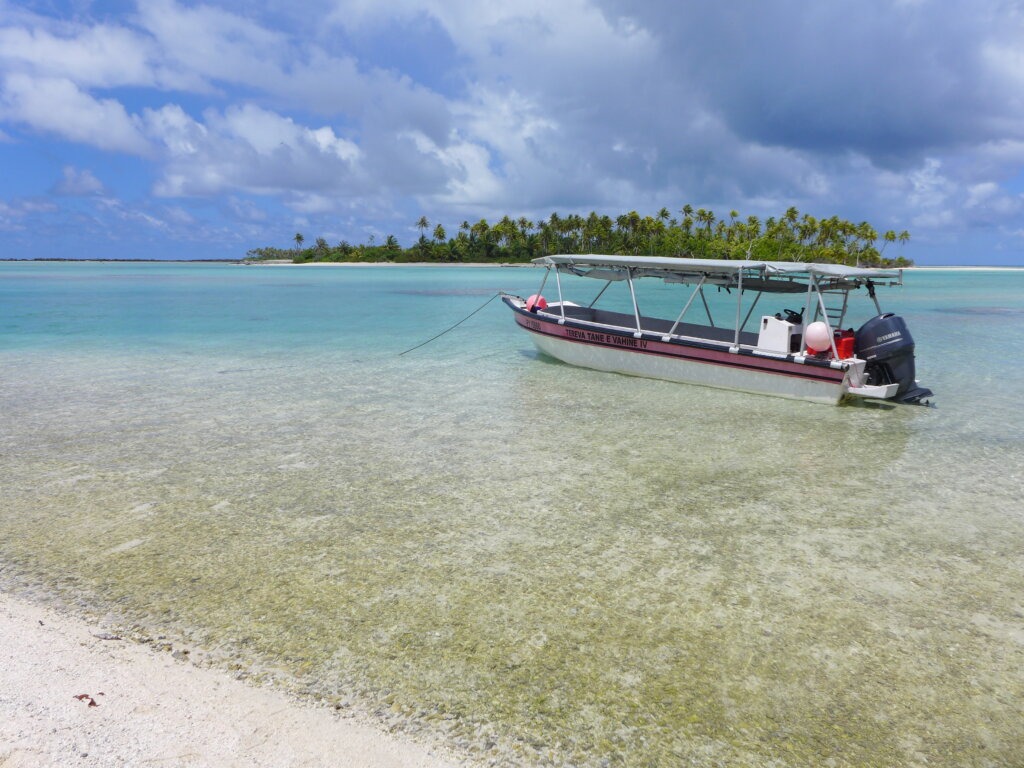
805, 321, 832, 353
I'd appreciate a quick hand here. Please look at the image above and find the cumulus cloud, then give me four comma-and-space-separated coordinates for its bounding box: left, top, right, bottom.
0, 8, 209, 93
323, 0, 672, 210
213, 104, 358, 162
2, 0, 1024, 262
0, 23, 158, 88
401, 128, 502, 208
134, 0, 286, 91
144, 103, 365, 197
0, 73, 150, 154
52, 166, 105, 196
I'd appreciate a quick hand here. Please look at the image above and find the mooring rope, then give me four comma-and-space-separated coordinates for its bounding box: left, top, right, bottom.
398, 292, 502, 356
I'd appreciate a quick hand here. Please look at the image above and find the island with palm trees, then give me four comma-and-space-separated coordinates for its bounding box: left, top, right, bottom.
245, 205, 913, 267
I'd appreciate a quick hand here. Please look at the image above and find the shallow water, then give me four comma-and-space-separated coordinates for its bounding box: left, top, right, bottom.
2, 262, 1023, 766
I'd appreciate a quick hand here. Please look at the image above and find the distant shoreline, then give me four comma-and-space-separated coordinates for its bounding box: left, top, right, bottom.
0, 258, 239, 263
242, 260, 530, 267
3, 259, 1023, 270
0, 258, 528, 267
904, 265, 1024, 271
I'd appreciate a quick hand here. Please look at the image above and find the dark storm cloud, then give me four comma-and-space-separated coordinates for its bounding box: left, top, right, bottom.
595, 0, 1024, 165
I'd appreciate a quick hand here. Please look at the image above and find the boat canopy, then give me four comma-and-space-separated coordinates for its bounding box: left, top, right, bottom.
532, 254, 903, 291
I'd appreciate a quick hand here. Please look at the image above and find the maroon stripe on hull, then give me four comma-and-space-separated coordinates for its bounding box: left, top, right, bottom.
513, 310, 845, 385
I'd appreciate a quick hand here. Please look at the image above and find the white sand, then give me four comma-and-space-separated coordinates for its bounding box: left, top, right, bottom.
0, 593, 460, 768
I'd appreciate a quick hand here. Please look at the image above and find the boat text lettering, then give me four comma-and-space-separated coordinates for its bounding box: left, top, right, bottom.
565, 328, 648, 349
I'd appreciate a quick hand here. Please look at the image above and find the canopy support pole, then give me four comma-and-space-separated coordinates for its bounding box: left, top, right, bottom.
554, 266, 566, 322
627, 268, 643, 336
740, 291, 762, 335
588, 280, 613, 308
664, 275, 707, 340
732, 269, 744, 349
699, 286, 715, 327
535, 266, 550, 301
812, 275, 839, 358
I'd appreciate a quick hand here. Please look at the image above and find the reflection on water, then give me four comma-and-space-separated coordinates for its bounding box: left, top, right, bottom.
2, 265, 1024, 766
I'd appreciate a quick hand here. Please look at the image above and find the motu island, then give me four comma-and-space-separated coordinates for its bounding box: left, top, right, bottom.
246, 205, 913, 267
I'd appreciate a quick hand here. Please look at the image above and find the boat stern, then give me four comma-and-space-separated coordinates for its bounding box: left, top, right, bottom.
853, 313, 933, 404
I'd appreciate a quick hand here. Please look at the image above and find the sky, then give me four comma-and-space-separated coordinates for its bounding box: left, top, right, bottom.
2, 0, 1024, 264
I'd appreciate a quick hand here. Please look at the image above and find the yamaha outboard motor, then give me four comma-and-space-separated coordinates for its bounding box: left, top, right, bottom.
854, 313, 933, 404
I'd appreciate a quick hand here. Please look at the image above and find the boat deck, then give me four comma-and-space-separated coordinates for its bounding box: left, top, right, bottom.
539, 304, 760, 347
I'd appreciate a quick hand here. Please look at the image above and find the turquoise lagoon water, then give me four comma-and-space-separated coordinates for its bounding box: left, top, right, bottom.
2, 261, 1023, 766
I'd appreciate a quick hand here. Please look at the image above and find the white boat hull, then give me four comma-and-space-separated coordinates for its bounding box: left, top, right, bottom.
527, 329, 848, 405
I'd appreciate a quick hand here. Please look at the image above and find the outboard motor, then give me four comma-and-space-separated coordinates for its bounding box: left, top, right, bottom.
854, 313, 933, 404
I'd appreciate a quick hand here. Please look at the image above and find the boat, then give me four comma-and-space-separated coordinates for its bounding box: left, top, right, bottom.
502, 254, 933, 405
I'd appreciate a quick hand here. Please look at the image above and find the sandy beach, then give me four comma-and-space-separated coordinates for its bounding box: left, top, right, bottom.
0, 592, 460, 768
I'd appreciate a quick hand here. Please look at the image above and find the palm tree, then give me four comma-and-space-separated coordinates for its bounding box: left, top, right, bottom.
799, 215, 822, 261
680, 214, 694, 238
470, 219, 490, 245
432, 224, 447, 260
724, 210, 739, 249
293, 232, 304, 251
853, 222, 878, 267
895, 231, 912, 266
647, 215, 667, 255
566, 213, 585, 252
696, 208, 714, 235
746, 215, 761, 239
694, 209, 715, 255
714, 220, 727, 256
494, 215, 517, 248
472, 219, 493, 260
547, 213, 562, 251
538, 221, 553, 255
584, 211, 601, 252
880, 230, 897, 256
416, 216, 429, 239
